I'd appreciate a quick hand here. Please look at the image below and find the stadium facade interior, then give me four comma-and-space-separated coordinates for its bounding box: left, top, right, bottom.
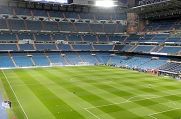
1, 0, 181, 119
0, 0, 180, 78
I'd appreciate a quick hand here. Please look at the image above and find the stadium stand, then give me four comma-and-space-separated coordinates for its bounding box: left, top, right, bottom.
93, 44, 113, 51
79, 52, 98, 64
46, 52, 67, 65
67, 34, 82, 42
12, 53, 33, 67
0, 2, 180, 79
19, 44, 35, 51
0, 32, 16, 41
35, 44, 57, 51
57, 44, 71, 51
2, 1, 181, 119
82, 34, 97, 42
159, 62, 181, 74
18, 32, 34, 40
72, 44, 92, 51
31, 53, 50, 66
0, 53, 15, 68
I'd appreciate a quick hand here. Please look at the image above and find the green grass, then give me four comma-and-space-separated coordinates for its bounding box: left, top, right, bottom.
1, 66, 181, 119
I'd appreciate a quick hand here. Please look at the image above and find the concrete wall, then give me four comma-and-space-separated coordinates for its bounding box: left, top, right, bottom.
0, 0, 9, 6
127, 0, 135, 7
73, 0, 95, 5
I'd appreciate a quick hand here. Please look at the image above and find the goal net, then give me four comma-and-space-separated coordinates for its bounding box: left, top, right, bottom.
78, 62, 90, 66
50, 63, 63, 66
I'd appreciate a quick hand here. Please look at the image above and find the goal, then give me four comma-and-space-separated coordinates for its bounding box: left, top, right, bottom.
78, 62, 90, 66
50, 63, 63, 66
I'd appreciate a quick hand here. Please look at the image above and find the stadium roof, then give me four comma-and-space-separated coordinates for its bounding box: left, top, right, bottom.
128, 0, 181, 19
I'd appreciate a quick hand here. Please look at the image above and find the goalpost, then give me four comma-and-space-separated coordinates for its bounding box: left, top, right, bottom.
50, 63, 63, 67
78, 62, 90, 66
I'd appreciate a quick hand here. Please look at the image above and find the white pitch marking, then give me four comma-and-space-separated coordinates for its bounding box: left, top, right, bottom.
2, 70, 29, 119
84, 92, 181, 109
149, 107, 181, 116
84, 95, 157, 109
84, 108, 101, 119
79, 104, 101, 119
149, 115, 158, 119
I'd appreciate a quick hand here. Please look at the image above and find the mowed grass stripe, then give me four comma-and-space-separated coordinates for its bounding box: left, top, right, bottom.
52, 67, 181, 118
62, 66, 167, 95
151, 108, 181, 119
62, 67, 181, 114
2, 66, 181, 119
43, 67, 127, 104
31, 69, 116, 119
0, 71, 25, 119
80, 67, 179, 90
26, 68, 115, 119
39, 67, 144, 119
73, 67, 181, 115
14, 69, 85, 119
52, 67, 158, 117
73, 67, 181, 101
2, 70, 58, 119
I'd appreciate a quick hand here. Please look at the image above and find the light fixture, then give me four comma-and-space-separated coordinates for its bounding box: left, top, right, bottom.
95, 0, 117, 8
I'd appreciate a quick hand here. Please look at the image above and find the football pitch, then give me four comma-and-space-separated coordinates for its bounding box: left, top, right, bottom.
1, 66, 181, 119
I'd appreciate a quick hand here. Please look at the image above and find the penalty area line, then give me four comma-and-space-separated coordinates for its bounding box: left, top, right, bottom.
84, 108, 101, 119
84, 95, 158, 109
1, 70, 29, 119
85, 92, 181, 110
148, 107, 181, 119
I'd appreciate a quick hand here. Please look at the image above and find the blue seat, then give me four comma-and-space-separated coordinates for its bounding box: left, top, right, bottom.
0, 53, 14, 68
79, 53, 97, 64
12, 53, 33, 67
67, 34, 82, 41
65, 53, 81, 65
90, 24, 103, 33
26, 20, 42, 31
14, 8, 31, 16
59, 22, 75, 32
47, 53, 67, 65
18, 33, 34, 40
159, 46, 181, 54
104, 24, 116, 33
93, 45, 113, 51
35, 33, 51, 41
0, 19, 8, 30
0, 32, 16, 41
19, 44, 34, 51
133, 45, 154, 53
72, 44, 92, 51
52, 33, 66, 41
43, 21, 59, 31
82, 34, 97, 42
0, 44, 18, 51
35, 44, 57, 51
74, 23, 90, 32
8, 19, 25, 30
31, 53, 50, 66
57, 44, 71, 51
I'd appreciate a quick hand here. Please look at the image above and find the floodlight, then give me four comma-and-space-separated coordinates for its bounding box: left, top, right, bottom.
95, 0, 117, 8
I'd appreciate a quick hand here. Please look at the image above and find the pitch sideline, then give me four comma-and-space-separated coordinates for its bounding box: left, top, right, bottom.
1, 70, 29, 119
